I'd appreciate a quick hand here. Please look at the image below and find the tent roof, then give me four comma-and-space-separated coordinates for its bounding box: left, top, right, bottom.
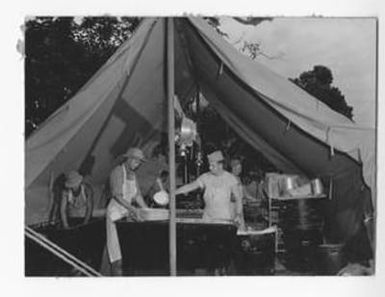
26, 17, 375, 241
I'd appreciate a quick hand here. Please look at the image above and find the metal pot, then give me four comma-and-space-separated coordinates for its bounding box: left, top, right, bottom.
153, 191, 169, 206
311, 178, 324, 195
280, 176, 297, 195
153, 178, 169, 206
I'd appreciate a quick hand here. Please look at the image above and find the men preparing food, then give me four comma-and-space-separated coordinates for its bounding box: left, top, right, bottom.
176, 150, 243, 227
106, 147, 148, 275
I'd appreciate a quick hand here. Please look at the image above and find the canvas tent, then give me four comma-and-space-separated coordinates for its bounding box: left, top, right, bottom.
26, 17, 376, 245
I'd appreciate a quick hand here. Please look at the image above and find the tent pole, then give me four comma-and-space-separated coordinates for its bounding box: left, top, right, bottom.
196, 87, 201, 177
167, 17, 177, 276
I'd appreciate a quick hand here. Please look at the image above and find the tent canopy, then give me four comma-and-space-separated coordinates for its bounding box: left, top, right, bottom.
26, 17, 375, 243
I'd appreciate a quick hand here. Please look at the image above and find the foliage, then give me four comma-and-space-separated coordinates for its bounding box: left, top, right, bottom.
204, 17, 272, 40
233, 17, 273, 26
240, 40, 285, 60
25, 16, 274, 137
203, 17, 229, 37
24, 16, 278, 171
206, 17, 279, 60
25, 16, 141, 137
291, 65, 354, 120
240, 40, 261, 60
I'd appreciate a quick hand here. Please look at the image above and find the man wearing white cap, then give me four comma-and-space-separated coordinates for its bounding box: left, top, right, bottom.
60, 171, 93, 229
176, 150, 243, 225
106, 147, 148, 275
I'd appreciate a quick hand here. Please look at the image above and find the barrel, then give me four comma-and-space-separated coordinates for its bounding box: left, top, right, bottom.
280, 199, 324, 231
279, 199, 325, 272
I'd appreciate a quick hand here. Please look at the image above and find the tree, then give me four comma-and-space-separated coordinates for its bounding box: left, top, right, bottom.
233, 17, 273, 26
25, 16, 273, 137
291, 65, 354, 120
25, 16, 141, 137
205, 17, 275, 60
25, 16, 276, 172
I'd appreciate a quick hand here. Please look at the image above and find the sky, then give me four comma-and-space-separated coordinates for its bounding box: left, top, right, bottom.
219, 17, 377, 128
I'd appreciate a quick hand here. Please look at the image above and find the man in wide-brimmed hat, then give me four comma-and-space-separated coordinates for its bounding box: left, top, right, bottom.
105, 147, 148, 275
60, 171, 93, 229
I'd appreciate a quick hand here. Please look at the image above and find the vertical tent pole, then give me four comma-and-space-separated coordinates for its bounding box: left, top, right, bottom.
167, 17, 177, 276
196, 87, 201, 177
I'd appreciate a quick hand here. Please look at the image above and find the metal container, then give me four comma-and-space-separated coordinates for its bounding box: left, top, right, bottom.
286, 177, 295, 190
311, 178, 324, 195
280, 175, 297, 195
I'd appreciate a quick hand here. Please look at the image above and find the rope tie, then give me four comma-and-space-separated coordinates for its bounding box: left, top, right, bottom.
328, 176, 333, 200
326, 127, 335, 157
286, 120, 291, 131
357, 148, 362, 163
217, 62, 224, 78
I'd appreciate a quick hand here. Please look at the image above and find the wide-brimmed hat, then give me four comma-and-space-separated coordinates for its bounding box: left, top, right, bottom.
65, 171, 83, 188
122, 147, 146, 162
207, 150, 224, 163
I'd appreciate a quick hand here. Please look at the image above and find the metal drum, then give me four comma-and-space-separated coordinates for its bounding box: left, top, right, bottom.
280, 199, 325, 272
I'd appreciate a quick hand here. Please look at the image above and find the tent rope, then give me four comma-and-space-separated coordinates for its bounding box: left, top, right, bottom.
25, 226, 102, 277
217, 62, 224, 78
328, 176, 333, 200
286, 120, 291, 131
326, 127, 335, 157
358, 147, 363, 163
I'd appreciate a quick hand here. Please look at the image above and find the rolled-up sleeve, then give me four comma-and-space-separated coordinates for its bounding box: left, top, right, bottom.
110, 166, 124, 198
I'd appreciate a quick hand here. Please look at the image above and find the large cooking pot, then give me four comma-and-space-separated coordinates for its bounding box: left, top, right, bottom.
311, 178, 324, 195
280, 175, 297, 195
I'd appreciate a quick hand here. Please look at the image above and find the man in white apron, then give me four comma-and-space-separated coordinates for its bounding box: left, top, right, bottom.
60, 171, 93, 229
176, 151, 243, 225
106, 147, 148, 275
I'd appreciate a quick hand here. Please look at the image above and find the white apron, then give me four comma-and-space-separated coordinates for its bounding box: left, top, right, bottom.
106, 165, 138, 263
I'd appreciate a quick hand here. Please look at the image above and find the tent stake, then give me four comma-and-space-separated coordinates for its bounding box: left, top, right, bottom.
167, 17, 177, 276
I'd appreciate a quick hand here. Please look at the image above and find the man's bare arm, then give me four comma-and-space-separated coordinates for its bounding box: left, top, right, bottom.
175, 180, 201, 195
60, 193, 69, 229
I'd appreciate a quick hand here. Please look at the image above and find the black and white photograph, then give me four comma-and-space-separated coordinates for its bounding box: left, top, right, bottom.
24, 15, 377, 277
1, 0, 384, 296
